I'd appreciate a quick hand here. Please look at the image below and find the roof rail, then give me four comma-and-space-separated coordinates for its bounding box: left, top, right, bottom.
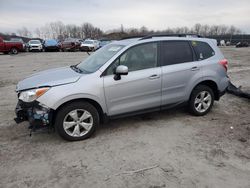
121, 35, 146, 40
139, 34, 203, 40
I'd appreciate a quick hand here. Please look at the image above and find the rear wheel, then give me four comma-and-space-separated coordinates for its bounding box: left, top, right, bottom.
55, 101, 99, 141
10, 48, 18, 54
189, 85, 214, 116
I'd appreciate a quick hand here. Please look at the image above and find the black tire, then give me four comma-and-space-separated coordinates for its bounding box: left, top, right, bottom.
10, 48, 18, 54
189, 85, 214, 116
55, 101, 99, 141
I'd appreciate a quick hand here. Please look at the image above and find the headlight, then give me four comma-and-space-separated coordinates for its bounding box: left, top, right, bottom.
19, 87, 50, 103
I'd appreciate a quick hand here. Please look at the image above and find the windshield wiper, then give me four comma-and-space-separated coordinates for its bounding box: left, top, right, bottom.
70, 65, 83, 73
70, 65, 91, 74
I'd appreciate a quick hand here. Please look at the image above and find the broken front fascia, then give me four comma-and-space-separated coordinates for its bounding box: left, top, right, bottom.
15, 100, 52, 131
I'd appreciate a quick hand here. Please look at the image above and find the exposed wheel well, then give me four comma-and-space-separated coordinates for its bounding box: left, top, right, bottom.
192, 80, 219, 100
52, 98, 105, 126
11, 47, 18, 50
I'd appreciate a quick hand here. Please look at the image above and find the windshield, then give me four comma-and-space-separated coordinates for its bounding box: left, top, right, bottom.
64, 38, 76, 42
29, 40, 41, 44
45, 40, 57, 45
83, 40, 94, 44
10, 38, 23, 42
77, 44, 124, 73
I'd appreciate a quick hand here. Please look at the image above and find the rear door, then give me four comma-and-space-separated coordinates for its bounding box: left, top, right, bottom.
160, 40, 202, 106
103, 42, 162, 116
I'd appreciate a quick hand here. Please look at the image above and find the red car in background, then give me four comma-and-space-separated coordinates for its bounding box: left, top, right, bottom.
61, 38, 82, 52
0, 37, 24, 54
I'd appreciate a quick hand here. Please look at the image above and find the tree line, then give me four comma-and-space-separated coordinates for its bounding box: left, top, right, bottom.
14, 21, 242, 40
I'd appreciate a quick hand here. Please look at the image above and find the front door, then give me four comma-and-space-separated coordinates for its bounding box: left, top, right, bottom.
103, 42, 161, 116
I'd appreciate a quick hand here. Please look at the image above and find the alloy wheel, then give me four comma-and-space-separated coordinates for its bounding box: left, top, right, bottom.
194, 91, 212, 113
63, 109, 93, 137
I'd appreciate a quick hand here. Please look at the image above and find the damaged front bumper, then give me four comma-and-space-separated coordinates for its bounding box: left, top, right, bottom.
14, 100, 53, 130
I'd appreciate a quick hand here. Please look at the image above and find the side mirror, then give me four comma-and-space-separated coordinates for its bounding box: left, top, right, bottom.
114, 65, 128, 80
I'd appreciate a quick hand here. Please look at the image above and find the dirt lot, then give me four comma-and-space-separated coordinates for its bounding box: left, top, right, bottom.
0, 47, 249, 188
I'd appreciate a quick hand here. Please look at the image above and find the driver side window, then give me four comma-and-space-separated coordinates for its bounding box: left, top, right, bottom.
106, 42, 158, 75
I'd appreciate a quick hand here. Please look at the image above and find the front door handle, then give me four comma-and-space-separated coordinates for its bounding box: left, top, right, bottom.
191, 66, 200, 71
149, 74, 160, 79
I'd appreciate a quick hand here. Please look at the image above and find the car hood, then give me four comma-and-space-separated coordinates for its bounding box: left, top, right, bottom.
29, 44, 41, 46
45, 44, 58, 47
16, 66, 81, 91
81, 44, 94, 47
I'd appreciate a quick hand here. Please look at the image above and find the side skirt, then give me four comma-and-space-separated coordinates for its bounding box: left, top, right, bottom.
106, 101, 187, 121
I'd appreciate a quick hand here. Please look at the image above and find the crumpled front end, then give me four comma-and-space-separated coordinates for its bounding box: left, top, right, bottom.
14, 100, 53, 131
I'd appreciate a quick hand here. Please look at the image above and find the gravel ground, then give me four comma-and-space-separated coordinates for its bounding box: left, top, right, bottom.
0, 47, 249, 188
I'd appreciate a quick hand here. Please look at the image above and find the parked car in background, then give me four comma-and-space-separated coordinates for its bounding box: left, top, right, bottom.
15, 35, 229, 141
61, 38, 81, 52
236, 42, 249, 48
80, 39, 99, 51
28, 40, 43, 52
0, 36, 24, 54
43, 39, 60, 52
10, 38, 27, 51
98, 39, 112, 49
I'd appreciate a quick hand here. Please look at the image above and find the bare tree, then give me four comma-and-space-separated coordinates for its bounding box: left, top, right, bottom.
219, 25, 228, 35
34, 28, 41, 38
228, 25, 237, 35
200, 24, 210, 36
50, 21, 65, 38
81, 23, 95, 38
17, 27, 32, 37
139, 26, 149, 35
193, 23, 202, 35
16, 21, 243, 40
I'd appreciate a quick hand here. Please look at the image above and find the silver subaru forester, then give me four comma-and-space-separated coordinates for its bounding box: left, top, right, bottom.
15, 35, 229, 141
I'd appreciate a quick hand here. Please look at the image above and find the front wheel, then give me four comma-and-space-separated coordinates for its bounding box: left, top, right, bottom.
10, 48, 18, 54
55, 101, 99, 141
189, 85, 214, 116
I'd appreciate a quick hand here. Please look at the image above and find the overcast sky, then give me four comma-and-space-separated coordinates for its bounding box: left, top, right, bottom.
0, 0, 250, 34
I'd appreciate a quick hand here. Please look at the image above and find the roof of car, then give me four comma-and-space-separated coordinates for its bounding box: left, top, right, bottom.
29, 39, 40, 42
113, 36, 215, 47
112, 38, 140, 46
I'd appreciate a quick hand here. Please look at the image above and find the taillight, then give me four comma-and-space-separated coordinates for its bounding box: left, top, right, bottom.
219, 59, 228, 71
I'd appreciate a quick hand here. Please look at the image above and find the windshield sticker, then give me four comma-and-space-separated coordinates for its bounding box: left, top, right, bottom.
192, 41, 197, 46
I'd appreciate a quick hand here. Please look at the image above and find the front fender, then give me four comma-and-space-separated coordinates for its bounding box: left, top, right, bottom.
52, 93, 106, 112
37, 76, 107, 113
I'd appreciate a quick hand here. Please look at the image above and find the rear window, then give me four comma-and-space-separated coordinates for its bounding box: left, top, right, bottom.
161, 41, 193, 66
191, 41, 215, 60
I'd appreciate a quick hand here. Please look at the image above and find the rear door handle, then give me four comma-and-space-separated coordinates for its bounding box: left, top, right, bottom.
149, 74, 160, 79
191, 66, 200, 71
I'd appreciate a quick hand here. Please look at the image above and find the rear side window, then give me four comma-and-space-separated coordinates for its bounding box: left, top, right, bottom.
191, 41, 215, 60
161, 41, 193, 66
